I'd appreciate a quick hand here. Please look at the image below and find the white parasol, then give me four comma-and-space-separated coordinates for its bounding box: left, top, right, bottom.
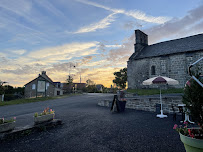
143, 76, 179, 118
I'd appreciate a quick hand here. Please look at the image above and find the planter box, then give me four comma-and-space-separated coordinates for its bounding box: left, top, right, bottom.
0, 121, 15, 133
179, 133, 203, 152
34, 113, 54, 124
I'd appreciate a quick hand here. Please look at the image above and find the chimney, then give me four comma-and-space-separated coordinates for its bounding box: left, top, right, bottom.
42, 71, 46, 75
134, 30, 148, 53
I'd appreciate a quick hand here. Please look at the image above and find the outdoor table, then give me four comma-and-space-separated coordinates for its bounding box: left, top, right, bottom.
178, 104, 194, 124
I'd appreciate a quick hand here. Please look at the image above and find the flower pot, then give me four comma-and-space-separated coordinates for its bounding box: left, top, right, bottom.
0, 121, 15, 133
34, 113, 54, 124
179, 133, 203, 152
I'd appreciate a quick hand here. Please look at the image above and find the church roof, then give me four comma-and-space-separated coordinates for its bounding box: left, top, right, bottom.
131, 33, 203, 60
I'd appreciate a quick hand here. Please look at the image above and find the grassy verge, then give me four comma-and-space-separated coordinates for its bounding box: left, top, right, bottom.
127, 88, 184, 96
0, 93, 81, 106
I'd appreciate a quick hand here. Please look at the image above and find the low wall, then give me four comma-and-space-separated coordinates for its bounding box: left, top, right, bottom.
98, 95, 183, 114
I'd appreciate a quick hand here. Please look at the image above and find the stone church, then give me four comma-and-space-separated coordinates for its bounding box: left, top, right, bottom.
127, 30, 203, 89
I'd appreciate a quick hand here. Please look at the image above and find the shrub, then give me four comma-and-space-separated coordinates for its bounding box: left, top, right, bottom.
182, 73, 203, 128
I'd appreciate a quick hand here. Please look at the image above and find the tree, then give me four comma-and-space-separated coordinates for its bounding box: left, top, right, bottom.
0, 80, 6, 94
85, 79, 97, 93
86, 79, 94, 86
113, 68, 127, 89
66, 75, 73, 85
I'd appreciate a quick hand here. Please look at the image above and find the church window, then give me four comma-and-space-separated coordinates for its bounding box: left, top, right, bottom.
151, 66, 156, 75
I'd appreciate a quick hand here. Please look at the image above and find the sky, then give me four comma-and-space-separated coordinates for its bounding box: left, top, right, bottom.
0, 0, 203, 87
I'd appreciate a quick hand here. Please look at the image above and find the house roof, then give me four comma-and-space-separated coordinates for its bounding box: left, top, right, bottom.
130, 33, 203, 60
24, 74, 54, 86
40, 74, 53, 83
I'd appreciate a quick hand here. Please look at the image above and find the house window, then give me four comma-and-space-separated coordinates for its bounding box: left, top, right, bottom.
46, 83, 49, 90
151, 66, 156, 75
32, 84, 36, 90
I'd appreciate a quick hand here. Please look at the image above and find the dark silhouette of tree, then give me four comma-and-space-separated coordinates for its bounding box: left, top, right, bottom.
66, 75, 73, 85
113, 68, 127, 89
85, 79, 97, 93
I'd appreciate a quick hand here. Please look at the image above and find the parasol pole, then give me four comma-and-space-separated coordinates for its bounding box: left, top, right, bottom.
157, 85, 167, 118
160, 88, 163, 115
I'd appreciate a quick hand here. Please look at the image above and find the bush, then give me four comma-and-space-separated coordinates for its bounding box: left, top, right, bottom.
182, 73, 203, 128
4, 94, 21, 101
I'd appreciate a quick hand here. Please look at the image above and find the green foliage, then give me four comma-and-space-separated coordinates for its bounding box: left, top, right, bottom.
127, 88, 183, 95
0, 117, 16, 124
0, 80, 5, 94
102, 87, 108, 93
0, 118, 3, 124
35, 107, 55, 117
22, 130, 32, 136
173, 123, 189, 136
0, 94, 81, 106
86, 79, 95, 86
4, 86, 24, 95
4, 94, 19, 101
34, 112, 38, 117
113, 68, 127, 89
85, 79, 97, 93
86, 85, 97, 93
39, 126, 47, 131
66, 75, 73, 85
182, 73, 203, 128
0, 82, 24, 100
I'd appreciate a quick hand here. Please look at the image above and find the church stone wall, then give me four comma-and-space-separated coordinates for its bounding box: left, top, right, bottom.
127, 58, 149, 89
127, 51, 203, 89
168, 54, 187, 88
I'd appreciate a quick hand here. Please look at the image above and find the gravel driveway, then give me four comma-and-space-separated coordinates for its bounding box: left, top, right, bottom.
0, 93, 185, 152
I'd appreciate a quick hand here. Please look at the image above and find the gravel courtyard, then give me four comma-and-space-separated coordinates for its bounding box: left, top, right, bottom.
0, 93, 185, 152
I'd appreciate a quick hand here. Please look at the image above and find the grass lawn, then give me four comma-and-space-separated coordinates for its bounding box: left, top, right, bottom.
127, 88, 184, 95
0, 93, 81, 106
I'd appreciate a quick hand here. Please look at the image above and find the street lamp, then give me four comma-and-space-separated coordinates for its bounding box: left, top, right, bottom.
69, 63, 76, 76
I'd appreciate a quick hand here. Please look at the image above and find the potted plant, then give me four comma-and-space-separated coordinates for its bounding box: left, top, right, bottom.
34, 107, 55, 124
0, 117, 16, 133
174, 72, 203, 152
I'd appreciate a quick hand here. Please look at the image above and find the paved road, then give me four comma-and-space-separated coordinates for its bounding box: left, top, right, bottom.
0, 93, 185, 152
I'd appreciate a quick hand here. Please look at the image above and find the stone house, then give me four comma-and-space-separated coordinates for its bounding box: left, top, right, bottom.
127, 30, 203, 89
96, 84, 104, 92
62, 83, 86, 93
24, 71, 63, 98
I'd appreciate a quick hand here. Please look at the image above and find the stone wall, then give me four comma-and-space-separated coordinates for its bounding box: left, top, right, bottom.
25, 79, 55, 98
127, 58, 149, 89
98, 96, 183, 114
25, 79, 38, 98
54, 88, 63, 96
126, 97, 182, 114
127, 51, 203, 89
